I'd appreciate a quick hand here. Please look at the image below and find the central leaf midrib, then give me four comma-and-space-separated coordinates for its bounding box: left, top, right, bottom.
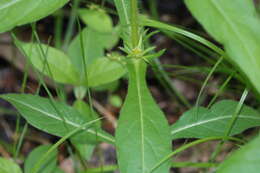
171, 114, 260, 135
118, 0, 130, 25
6, 96, 114, 143
134, 65, 145, 172
0, 0, 22, 10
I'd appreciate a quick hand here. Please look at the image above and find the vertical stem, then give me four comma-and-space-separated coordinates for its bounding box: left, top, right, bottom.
149, 0, 159, 19
54, 10, 63, 49
62, 0, 81, 50
14, 123, 28, 160
130, 0, 139, 48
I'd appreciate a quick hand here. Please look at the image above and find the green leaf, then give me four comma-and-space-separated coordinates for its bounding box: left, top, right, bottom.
0, 0, 69, 33
217, 135, 260, 173
87, 58, 125, 87
113, 0, 131, 43
185, 0, 260, 94
73, 100, 101, 128
0, 94, 115, 144
24, 145, 57, 173
74, 144, 95, 161
53, 167, 65, 173
68, 28, 104, 75
78, 8, 113, 33
67, 27, 123, 87
113, 0, 130, 27
115, 59, 171, 173
21, 43, 79, 85
171, 100, 260, 139
99, 26, 120, 50
73, 100, 99, 161
0, 157, 22, 173
93, 80, 120, 92
73, 86, 87, 100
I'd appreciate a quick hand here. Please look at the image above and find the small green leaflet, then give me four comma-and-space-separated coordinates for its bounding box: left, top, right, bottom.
115, 59, 171, 173
73, 86, 87, 100
0, 94, 115, 144
217, 135, 260, 173
67, 28, 104, 75
24, 145, 57, 173
0, 157, 22, 173
78, 8, 113, 33
171, 100, 260, 139
67, 27, 125, 87
185, 0, 260, 94
0, 0, 69, 33
87, 58, 126, 87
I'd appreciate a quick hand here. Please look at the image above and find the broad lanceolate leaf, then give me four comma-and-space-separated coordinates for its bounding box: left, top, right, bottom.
0, 157, 22, 173
115, 59, 171, 173
217, 135, 260, 173
21, 43, 79, 85
0, 94, 115, 144
24, 145, 57, 173
0, 0, 69, 33
185, 0, 260, 94
171, 100, 260, 139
